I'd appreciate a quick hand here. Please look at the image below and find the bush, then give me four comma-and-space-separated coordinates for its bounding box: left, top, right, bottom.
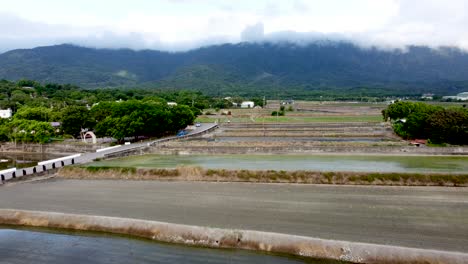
271, 111, 285, 116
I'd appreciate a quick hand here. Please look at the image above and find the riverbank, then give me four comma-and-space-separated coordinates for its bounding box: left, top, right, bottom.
1, 227, 337, 264
57, 166, 468, 186
152, 140, 468, 155
1, 209, 467, 264
2, 180, 467, 254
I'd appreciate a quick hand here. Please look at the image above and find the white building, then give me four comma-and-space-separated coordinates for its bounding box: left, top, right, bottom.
458, 92, 468, 100
442, 92, 468, 101
421, 93, 434, 100
167, 102, 178, 106
0, 108, 12, 119
240, 101, 255, 108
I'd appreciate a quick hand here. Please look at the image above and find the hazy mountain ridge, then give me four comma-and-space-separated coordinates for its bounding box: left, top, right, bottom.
1, 42, 468, 97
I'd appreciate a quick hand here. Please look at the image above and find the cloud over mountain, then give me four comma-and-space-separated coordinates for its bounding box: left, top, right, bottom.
0, 0, 468, 52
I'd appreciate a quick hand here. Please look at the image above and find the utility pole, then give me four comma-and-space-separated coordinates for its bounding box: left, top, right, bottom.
263, 96, 266, 137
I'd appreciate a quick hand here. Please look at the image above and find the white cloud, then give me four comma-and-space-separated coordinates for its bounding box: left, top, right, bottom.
0, 0, 468, 52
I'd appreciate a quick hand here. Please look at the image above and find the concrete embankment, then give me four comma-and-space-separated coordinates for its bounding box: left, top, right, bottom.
2, 180, 467, 253
57, 166, 468, 186
0, 142, 106, 155
150, 143, 468, 155
1, 209, 467, 264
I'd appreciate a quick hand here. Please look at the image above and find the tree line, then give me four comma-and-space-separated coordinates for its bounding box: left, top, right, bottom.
0, 79, 267, 143
382, 101, 468, 145
0, 80, 204, 143
0, 101, 196, 144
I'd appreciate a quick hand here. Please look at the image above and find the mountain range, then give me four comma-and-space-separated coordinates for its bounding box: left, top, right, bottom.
1, 42, 468, 98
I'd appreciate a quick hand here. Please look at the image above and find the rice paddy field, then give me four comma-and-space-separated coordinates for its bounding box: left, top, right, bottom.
88, 154, 468, 174
196, 101, 385, 124
134, 101, 468, 174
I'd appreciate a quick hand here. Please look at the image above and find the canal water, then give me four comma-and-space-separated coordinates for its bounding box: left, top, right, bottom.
0, 228, 343, 264
89, 154, 468, 173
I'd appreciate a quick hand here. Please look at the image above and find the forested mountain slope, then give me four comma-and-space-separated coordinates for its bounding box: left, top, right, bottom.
1, 42, 468, 97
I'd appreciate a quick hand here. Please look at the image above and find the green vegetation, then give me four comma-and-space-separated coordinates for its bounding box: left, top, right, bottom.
93, 101, 195, 142
271, 105, 286, 116
0, 80, 205, 143
383, 101, 468, 145
85, 154, 468, 174
0, 79, 285, 143
196, 115, 382, 123
2, 44, 468, 99
59, 166, 468, 187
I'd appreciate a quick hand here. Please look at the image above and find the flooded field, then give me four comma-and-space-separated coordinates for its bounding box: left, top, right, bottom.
0, 153, 61, 170
90, 154, 468, 173
0, 228, 342, 264
215, 136, 387, 142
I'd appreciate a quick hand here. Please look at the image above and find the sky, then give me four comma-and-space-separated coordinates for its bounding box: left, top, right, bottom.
1, 0, 468, 52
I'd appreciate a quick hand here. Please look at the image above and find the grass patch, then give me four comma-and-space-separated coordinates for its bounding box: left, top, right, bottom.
57, 166, 468, 186
196, 115, 382, 123
85, 166, 136, 174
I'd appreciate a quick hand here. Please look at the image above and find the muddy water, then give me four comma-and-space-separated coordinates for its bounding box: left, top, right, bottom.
0, 153, 61, 170
90, 154, 468, 173
0, 228, 342, 264
215, 136, 386, 142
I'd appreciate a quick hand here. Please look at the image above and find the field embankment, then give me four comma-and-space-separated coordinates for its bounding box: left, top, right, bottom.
57, 166, 468, 186
2, 209, 467, 264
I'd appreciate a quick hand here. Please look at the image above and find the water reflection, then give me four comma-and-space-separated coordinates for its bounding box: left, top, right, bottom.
215, 137, 386, 142
0, 228, 344, 264
0, 153, 61, 170
90, 154, 468, 174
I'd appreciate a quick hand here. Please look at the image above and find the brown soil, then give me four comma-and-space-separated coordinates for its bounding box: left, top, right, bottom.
56, 166, 468, 187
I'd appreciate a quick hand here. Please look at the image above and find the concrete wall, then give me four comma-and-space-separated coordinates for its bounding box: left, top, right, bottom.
0, 156, 77, 184
149, 145, 468, 155
1, 124, 219, 184
0, 142, 105, 155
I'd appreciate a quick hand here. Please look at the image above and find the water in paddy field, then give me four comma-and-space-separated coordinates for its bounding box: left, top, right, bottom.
90, 154, 468, 174
215, 136, 387, 142
0, 228, 344, 264
0, 153, 61, 170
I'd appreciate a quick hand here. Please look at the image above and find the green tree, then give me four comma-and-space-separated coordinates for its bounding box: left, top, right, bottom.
427, 108, 468, 145
168, 105, 195, 131
90, 102, 115, 122
9, 119, 54, 143
14, 106, 52, 122
61, 106, 95, 136
384, 101, 415, 120
251, 98, 265, 107
0, 119, 10, 141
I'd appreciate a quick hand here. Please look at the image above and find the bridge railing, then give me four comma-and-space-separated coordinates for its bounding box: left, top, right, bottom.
1, 154, 81, 184
1, 124, 218, 184
104, 124, 219, 159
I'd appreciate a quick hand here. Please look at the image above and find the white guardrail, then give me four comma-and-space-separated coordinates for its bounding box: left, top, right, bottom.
0, 168, 16, 175
1, 124, 220, 184
1, 168, 17, 182
37, 154, 81, 166
96, 145, 122, 153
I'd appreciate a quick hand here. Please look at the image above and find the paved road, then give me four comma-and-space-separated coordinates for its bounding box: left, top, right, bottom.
75, 123, 217, 163
1, 180, 467, 253
1, 123, 217, 181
